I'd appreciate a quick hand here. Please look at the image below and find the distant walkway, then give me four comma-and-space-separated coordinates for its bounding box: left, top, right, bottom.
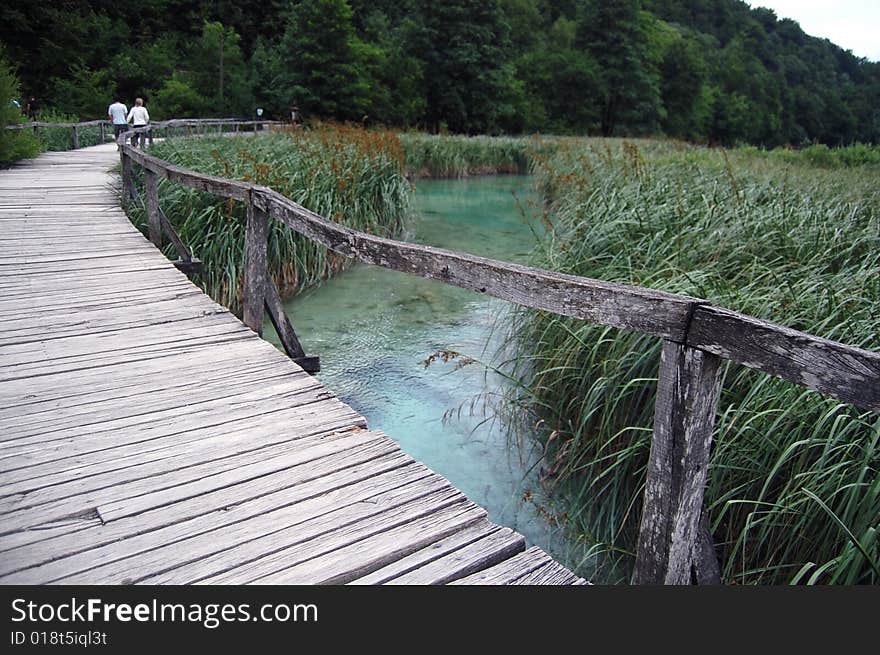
0, 144, 585, 585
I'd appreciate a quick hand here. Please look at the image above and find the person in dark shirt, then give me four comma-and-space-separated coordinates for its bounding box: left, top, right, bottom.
25, 96, 39, 120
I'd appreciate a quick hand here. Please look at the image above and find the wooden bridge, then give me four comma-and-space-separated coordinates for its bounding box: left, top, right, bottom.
2, 119, 878, 585
0, 136, 585, 585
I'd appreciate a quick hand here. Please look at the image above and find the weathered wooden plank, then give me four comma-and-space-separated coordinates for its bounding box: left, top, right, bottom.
0, 287, 204, 325
357, 523, 525, 585
264, 276, 305, 358
0, 317, 252, 372
120, 150, 133, 205
0, 424, 371, 534
0, 299, 228, 347
0, 346, 293, 424
0, 342, 280, 415
264, 191, 700, 342
194, 492, 481, 585
123, 146, 251, 201
688, 305, 880, 411
265, 500, 489, 584
510, 559, 586, 585
0, 377, 329, 481
157, 206, 194, 263
3, 446, 416, 583
0, 372, 299, 452
694, 510, 721, 585
450, 546, 553, 585
349, 519, 501, 584
633, 340, 723, 585
0, 390, 357, 479
128, 478, 467, 584
0, 438, 401, 562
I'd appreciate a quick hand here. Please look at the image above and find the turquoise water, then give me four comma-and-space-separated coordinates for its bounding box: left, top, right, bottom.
270, 176, 574, 566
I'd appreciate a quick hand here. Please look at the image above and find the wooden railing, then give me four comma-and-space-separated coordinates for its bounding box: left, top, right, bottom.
14, 118, 878, 584
5, 117, 281, 148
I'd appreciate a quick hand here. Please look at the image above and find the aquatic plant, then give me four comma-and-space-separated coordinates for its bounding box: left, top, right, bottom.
502, 138, 880, 584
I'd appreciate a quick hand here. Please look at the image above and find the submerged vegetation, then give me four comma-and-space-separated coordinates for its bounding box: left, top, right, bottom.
502, 139, 879, 584
128, 125, 878, 584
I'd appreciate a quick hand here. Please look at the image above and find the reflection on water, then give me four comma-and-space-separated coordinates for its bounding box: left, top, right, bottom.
266, 176, 576, 569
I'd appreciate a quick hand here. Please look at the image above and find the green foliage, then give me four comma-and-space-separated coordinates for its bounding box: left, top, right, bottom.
279, 0, 372, 121
419, 0, 517, 134
0, 45, 38, 165
188, 22, 253, 117
151, 74, 208, 119
501, 137, 880, 584
3, 0, 880, 143
739, 142, 880, 168
575, 0, 662, 136
517, 17, 602, 134
249, 36, 287, 116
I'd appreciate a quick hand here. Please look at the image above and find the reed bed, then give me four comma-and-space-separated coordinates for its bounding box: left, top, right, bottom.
501, 138, 879, 584
126, 123, 411, 314
399, 132, 534, 177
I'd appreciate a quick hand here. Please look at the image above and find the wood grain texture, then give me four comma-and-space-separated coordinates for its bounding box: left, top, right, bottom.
688, 305, 880, 411
144, 168, 161, 247
633, 340, 722, 585
242, 195, 268, 334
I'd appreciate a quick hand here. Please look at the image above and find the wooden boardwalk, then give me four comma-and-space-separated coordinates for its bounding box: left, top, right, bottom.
0, 144, 584, 585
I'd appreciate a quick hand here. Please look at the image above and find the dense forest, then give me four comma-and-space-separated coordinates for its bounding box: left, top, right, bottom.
2, 0, 879, 146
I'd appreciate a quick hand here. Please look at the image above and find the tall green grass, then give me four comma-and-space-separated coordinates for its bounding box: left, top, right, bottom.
502, 138, 879, 584
127, 124, 411, 314
400, 132, 533, 177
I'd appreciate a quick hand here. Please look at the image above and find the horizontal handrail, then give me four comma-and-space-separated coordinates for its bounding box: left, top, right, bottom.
118, 138, 880, 411
5, 118, 282, 130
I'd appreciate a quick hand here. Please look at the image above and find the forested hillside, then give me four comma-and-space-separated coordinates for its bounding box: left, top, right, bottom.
2, 0, 878, 145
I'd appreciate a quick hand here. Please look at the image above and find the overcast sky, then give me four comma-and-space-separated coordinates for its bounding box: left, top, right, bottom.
746, 0, 880, 61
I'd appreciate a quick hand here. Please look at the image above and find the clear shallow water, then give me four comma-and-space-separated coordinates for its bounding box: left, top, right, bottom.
266, 176, 576, 568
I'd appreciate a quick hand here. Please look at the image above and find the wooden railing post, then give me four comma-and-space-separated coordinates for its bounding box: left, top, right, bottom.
243, 191, 268, 335
633, 339, 723, 585
120, 149, 133, 207
100, 122, 105, 143
144, 169, 162, 247
72, 125, 79, 150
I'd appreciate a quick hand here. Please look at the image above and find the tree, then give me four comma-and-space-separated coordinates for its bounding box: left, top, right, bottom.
418, 0, 516, 133
659, 32, 709, 139
0, 45, 38, 165
357, 13, 426, 127
279, 0, 372, 121
576, 0, 662, 136
189, 21, 252, 117
151, 74, 208, 118
250, 36, 286, 117
518, 17, 601, 133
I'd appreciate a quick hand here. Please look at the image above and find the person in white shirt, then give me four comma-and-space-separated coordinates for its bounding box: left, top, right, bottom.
107, 98, 128, 139
126, 97, 150, 147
